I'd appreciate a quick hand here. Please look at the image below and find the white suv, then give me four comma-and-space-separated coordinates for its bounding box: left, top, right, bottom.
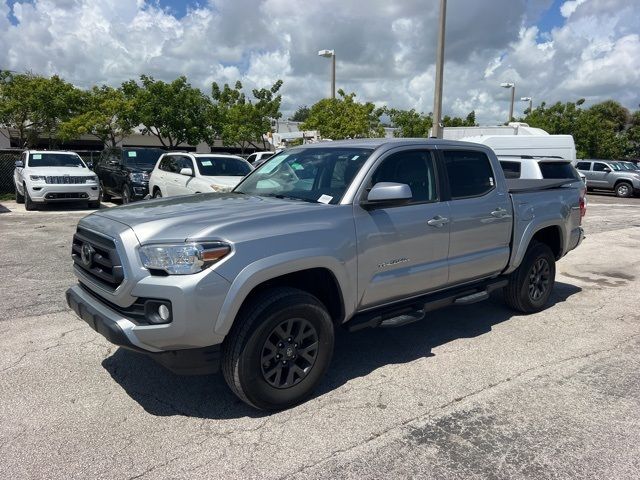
149, 152, 253, 198
14, 150, 100, 210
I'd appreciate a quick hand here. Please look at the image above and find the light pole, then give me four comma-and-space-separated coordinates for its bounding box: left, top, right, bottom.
500, 82, 515, 123
520, 96, 532, 115
318, 49, 336, 99
431, 0, 447, 139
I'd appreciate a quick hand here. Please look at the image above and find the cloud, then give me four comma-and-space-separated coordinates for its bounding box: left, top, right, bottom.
1, 0, 638, 125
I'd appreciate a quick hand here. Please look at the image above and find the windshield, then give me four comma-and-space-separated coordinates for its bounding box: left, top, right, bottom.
617, 162, 637, 171
28, 153, 86, 168
234, 147, 373, 204
123, 149, 164, 168
196, 156, 252, 176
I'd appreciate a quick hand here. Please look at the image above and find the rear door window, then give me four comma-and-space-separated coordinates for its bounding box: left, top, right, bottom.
443, 150, 495, 199
538, 162, 579, 180
575, 162, 591, 171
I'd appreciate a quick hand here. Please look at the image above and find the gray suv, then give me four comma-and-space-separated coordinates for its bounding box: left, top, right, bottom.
575, 160, 640, 197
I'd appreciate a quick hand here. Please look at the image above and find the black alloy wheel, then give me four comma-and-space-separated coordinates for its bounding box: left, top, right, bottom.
260, 318, 319, 389
528, 257, 551, 302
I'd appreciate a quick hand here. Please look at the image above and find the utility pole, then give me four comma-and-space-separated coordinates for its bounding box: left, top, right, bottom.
501, 82, 515, 123
431, 0, 447, 138
318, 50, 336, 99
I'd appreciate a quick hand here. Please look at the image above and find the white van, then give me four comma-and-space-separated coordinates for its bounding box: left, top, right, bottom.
462, 134, 576, 160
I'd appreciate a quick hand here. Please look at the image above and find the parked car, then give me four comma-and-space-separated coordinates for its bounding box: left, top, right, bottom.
13, 150, 100, 210
246, 151, 274, 167
66, 139, 584, 410
574, 159, 640, 197
149, 153, 253, 197
94, 147, 165, 203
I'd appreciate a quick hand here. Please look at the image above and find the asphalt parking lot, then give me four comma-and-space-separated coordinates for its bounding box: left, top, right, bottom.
1, 193, 639, 479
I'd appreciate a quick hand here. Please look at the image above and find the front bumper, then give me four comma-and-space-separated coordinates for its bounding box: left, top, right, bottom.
130, 182, 149, 200
66, 285, 222, 374
29, 183, 100, 202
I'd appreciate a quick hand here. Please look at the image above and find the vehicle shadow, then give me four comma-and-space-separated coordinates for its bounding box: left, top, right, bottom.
0, 203, 10, 214
102, 281, 581, 419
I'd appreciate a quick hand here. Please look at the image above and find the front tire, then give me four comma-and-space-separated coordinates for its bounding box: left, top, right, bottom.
222, 287, 334, 410
100, 183, 112, 202
153, 188, 162, 199
122, 185, 131, 204
504, 241, 556, 313
15, 183, 24, 203
24, 184, 36, 211
88, 200, 100, 209
615, 182, 633, 198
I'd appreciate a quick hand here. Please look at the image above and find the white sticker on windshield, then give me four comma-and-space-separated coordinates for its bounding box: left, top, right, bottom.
352, 155, 360, 160
318, 194, 333, 204
201, 160, 212, 166
489, 177, 494, 186
32, 154, 42, 159
127, 151, 137, 157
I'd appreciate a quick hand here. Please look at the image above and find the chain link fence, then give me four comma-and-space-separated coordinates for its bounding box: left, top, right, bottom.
0, 149, 102, 195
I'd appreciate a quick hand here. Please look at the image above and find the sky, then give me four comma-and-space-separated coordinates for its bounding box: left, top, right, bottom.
0, 0, 638, 125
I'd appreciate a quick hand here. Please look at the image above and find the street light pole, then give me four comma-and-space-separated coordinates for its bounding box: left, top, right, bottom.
318, 49, 336, 99
431, 0, 447, 139
500, 82, 515, 123
520, 96, 532, 114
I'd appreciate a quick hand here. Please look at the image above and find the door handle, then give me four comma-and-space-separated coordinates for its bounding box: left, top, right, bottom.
490, 207, 510, 218
427, 215, 449, 228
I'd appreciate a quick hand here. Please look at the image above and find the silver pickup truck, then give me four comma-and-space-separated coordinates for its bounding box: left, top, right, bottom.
66, 139, 585, 410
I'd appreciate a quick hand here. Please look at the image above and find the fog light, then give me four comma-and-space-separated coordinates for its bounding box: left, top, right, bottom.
144, 300, 172, 324
158, 304, 170, 321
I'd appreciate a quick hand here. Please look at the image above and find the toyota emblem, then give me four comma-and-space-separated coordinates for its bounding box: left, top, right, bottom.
80, 243, 95, 267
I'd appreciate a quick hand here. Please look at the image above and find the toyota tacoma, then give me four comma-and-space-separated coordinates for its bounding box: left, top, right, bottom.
66, 139, 585, 410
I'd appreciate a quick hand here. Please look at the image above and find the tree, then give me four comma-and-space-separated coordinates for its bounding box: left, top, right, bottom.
301, 90, 385, 139
211, 80, 283, 153
0, 71, 81, 148
124, 75, 214, 148
386, 108, 432, 137
58, 85, 137, 148
290, 105, 310, 122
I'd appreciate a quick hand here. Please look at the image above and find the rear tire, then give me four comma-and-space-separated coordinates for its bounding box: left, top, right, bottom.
615, 182, 633, 198
504, 241, 555, 313
24, 184, 36, 211
15, 183, 24, 204
222, 287, 334, 410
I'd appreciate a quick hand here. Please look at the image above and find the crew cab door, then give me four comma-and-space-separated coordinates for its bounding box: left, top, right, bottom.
354, 148, 450, 308
590, 162, 612, 187
440, 148, 512, 285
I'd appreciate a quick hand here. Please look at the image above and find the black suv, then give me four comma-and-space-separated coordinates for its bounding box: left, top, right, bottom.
94, 147, 165, 203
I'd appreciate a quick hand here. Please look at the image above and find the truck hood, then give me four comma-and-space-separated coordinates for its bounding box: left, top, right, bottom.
27, 167, 94, 176
92, 193, 327, 244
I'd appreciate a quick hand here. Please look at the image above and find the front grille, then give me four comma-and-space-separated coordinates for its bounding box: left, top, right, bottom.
71, 227, 124, 291
46, 176, 89, 184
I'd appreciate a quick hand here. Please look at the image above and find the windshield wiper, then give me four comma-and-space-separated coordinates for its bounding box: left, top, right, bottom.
268, 194, 317, 203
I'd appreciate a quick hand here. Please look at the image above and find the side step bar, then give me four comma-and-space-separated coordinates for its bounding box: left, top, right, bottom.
346, 278, 508, 332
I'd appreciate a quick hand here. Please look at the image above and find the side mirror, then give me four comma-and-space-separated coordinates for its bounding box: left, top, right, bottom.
14, 160, 24, 168
363, 182, 412, 208
86, 161, 93, 169
180, 167, 193, 176
603, 167, 611, 172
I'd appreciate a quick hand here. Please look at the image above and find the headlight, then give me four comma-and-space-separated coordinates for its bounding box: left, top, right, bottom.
30, 175, 46, 181
210, 184, 232, 192
85, 176, 98, 184
139, 242, 231, 275
129, 172, 149, 182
